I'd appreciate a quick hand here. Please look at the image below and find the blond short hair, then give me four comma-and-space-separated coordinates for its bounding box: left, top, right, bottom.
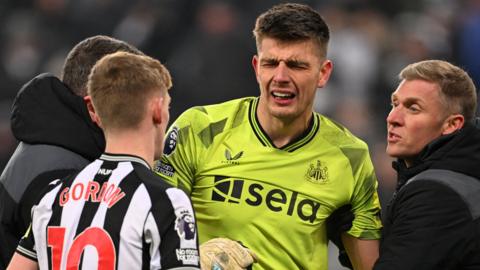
399, 60, 477, 122
87, 51, 172, 130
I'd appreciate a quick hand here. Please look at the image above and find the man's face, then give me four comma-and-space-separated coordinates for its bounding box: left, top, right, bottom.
386, 79, 448, 163
252, 37, 331, 121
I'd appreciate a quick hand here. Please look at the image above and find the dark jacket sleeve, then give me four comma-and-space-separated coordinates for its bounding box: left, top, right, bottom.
374, 181, 472, 270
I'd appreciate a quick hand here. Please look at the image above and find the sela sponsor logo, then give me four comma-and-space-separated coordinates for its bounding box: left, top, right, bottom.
175, 248, 199, 265
174, 209, 196, 240
212, 176, 320, 223
59, 181, 125, 208
221, 149, 243, 165
305, 160, 329, 184
163, 126, 179, 156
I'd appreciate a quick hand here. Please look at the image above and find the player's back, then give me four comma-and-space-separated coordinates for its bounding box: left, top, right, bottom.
17, 154, 200, 270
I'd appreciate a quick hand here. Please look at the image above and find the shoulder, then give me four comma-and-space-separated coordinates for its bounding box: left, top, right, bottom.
0, 142, 88, 202
174, 97, 253, 131
132, 164, 185, 200
397, 169, 480, 220
317, 114, 369, 150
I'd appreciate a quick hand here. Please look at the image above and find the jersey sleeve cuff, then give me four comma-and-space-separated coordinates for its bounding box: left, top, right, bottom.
16, 246, 37, 261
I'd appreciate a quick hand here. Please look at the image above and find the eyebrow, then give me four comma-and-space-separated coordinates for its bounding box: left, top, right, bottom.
391, 94, 425, 105
261, 57, 309, 67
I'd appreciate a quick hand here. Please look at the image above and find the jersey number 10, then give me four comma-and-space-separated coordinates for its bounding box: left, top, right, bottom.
47, 226, 115, 270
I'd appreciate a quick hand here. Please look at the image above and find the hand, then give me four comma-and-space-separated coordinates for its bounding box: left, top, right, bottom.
200, 238, 257, 270
326, 204, 354, 269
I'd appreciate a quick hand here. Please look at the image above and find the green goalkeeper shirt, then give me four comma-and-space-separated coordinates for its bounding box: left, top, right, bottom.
156, 97, 382, 270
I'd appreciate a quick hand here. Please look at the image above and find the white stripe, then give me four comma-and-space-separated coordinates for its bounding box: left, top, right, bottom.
17, 244, 37, 259
117, 184, 152, 270
82, 161, 134, 269
60, 159, 103, 270
144, 212, 162, 269
31, 184, 63, 270
166, 188, 197, 249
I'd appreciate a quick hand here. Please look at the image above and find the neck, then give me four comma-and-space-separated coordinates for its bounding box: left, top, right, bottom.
104, 128, 155, 167
257, 106, 312, 148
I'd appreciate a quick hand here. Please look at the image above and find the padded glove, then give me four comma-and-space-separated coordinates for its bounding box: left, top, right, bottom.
200, 238, 257, 270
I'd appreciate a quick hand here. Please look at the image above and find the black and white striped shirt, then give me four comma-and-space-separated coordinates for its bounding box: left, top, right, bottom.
17, 153, 200, 270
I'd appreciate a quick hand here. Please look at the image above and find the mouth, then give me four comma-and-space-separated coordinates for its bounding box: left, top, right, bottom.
387, 131, 401, 143
271, 90, 296, 100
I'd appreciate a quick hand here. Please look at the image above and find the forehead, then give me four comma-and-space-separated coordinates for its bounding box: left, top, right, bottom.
257, 37, 323, 60
392, 79, 442, 103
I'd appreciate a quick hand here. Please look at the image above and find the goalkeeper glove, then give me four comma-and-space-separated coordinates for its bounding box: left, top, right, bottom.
326, 204, 354, 269
200, 238, 257, 270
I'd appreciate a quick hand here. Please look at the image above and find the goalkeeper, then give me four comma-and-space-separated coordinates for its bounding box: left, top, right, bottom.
156, 3, 382, 270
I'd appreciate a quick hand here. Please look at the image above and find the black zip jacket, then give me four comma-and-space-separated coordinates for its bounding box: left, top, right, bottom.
374, 121, 480, 269
0, 73, 105, 269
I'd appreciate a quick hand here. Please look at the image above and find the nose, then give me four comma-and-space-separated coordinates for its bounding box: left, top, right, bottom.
273, 61, 290, 83
387, 106, 403, 127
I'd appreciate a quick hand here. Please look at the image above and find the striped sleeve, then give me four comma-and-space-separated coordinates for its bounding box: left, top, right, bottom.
16, 224, 37, 261
147, 187, 200, 269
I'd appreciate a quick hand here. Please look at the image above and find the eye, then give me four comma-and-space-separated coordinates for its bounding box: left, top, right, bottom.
286, 61, 308, 70
407, 104, 420, 112
261, 60, 278, 68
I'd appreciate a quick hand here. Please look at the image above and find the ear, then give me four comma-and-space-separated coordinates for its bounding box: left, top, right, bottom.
252, 55, 260, 83
442, 114, 465, 135
83, 96, 102, 127
317, 60, 333, 88
152, 97, 164, 125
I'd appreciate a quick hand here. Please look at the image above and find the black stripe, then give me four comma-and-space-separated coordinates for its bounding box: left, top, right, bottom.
74, 160, 119, 236
103, 164, 142, 268
47, 171, 79, 270
283, 114, 319, 152
142, 235, 150, 270
247, 98, 267, 146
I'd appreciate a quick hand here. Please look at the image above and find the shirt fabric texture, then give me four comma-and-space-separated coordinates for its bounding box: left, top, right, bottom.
156, 97, 382, 270
17, 154, 200, 270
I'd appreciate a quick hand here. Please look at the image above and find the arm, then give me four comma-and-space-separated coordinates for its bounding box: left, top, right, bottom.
342, 234, 379, 270
344, 148, 382, 269
6, 252, 38, 270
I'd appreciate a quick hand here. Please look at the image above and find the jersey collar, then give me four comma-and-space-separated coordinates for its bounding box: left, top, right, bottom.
100, 153, 151, 169
248, 97, 319, 152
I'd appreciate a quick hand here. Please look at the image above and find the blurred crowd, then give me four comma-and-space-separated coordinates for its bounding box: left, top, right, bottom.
0, 0, 479, 267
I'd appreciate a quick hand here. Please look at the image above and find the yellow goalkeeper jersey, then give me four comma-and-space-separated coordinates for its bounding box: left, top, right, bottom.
155, 97, 382, 270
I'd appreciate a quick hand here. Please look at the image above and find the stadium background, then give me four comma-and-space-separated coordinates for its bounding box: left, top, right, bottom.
0, 0, 479, 268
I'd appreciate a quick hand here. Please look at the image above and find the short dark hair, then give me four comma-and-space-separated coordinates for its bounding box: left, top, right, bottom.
253, 3, 330, 57
61, 35, 143, 96
399, 60, 477, 123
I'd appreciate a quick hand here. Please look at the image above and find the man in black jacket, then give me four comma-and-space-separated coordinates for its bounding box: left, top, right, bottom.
0, 35, 142, 269
374, 59, 480, 269
330, 59, 480, 270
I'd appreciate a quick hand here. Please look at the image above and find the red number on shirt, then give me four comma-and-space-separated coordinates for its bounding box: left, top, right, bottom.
47, 226, 116, 270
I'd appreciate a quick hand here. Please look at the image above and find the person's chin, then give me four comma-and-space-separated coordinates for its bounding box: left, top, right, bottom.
386, 145, 401, 158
